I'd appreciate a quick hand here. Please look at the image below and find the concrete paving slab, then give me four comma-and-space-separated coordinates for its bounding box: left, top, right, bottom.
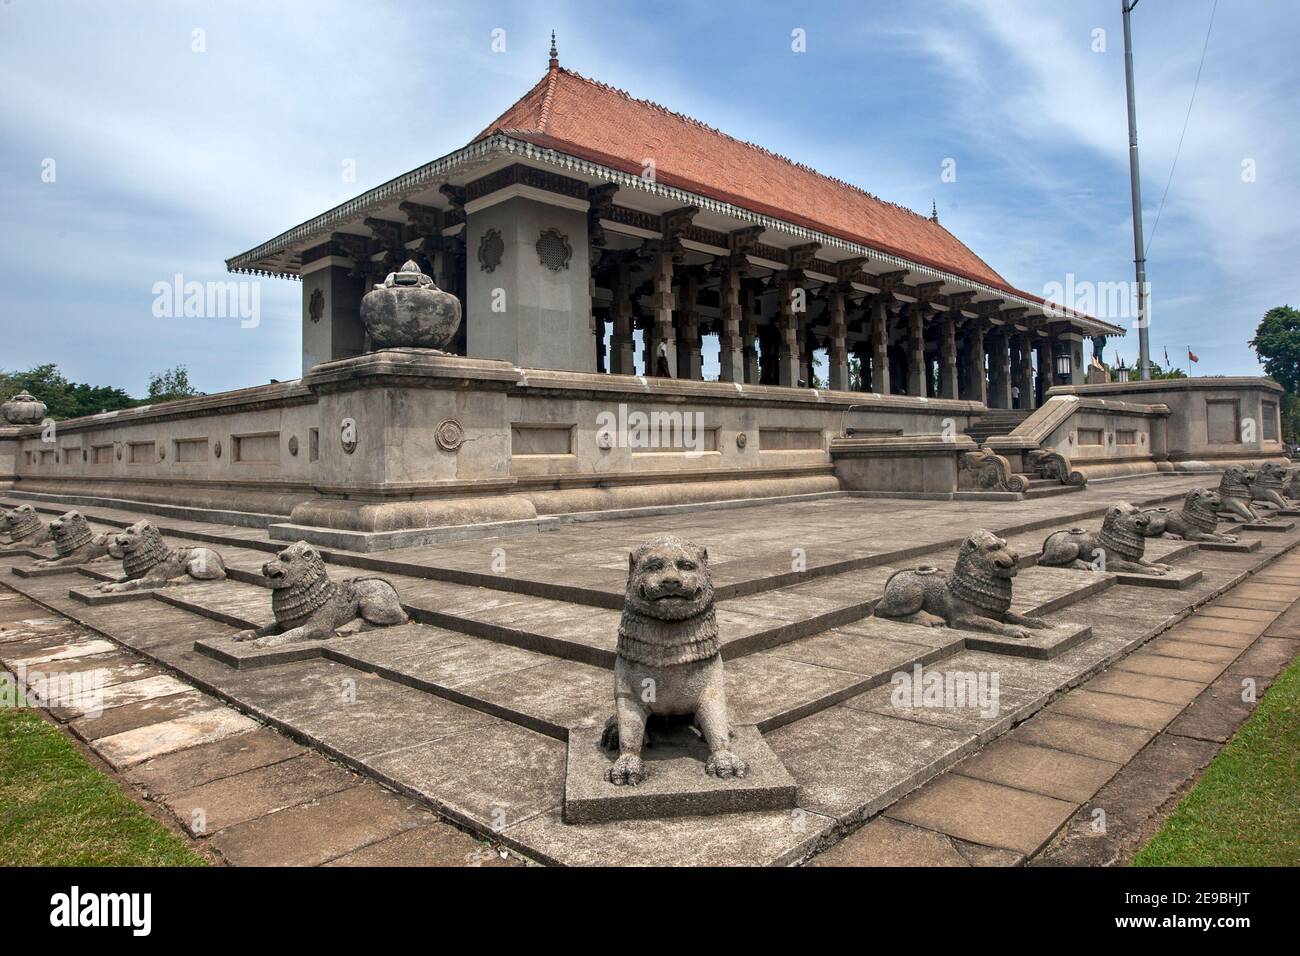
165, 753, 361, 835
886, 773, 1077, 855
767, 705, 977, 821
123, 728, 306, 797
206, 783, 429, 866
70, 689, 217, 741
1031, 735, 1220, 866
1006, 713, 1156, 765
366, 718, 565, 832
1113, 651, 1227, 684
1083, 670, 1207, 706
1047, 689, 1183, 731
324, 823, 521, 867
94, 707, 259, 768
809, 816, 1023, 867
952, 738, 1120, 803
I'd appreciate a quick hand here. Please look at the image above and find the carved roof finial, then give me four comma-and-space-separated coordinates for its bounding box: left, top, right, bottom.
930, 200, 939, 224
549, 30, 558, 68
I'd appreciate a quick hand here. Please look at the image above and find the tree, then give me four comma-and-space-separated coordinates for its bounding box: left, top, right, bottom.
146, 366, 202, 404
1250, 306, 1300, 443
1249, 306, 1300, 392
0, 364, 137, 420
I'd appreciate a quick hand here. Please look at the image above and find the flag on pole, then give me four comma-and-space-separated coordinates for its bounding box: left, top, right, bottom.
1188, 349, 1199, 364
1163, 346, 1170, 367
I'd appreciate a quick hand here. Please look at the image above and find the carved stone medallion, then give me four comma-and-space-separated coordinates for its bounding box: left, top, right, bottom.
435, 419, 465, 452
308, 288, 324, 324
478, 228, 504, 273
536, 228, 572, 272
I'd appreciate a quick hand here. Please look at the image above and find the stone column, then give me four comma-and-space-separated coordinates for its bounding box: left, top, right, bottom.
741, 281, 761, 385
717, 258, 744, 383
1034, 338, 1052, 405
650, 242, 676, 377
610, 258, 636, 375
778, 273, 800, 387
676, 268, 702, 380
962, 321, 987, 404
906, 305, 927, 398
938, 314, 959, 399
827, 288, 848, 391
869, 294, 891, 395
1015, 332, 1035, 409
593, 312, 607, 373
989, 329, 1012, 408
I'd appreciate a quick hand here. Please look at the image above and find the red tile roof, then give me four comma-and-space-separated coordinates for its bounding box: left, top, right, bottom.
474, 65, 1011, 292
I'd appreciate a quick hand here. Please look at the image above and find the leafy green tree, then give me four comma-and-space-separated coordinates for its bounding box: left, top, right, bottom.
145, 366, 202, 404
0, 364, 140, 420
1249, 306, 1300, 443
1250, 306, 1300, 392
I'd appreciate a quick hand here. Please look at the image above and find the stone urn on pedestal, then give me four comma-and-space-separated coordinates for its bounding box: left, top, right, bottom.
2, 391, 47, 426
359, 260, 461, 351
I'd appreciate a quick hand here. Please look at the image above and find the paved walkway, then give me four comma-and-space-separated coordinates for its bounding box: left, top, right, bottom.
810, 556, 1300, 866
0, 589, 517, 867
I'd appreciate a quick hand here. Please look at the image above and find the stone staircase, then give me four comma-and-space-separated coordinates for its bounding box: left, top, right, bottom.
965, 408, 1030, 444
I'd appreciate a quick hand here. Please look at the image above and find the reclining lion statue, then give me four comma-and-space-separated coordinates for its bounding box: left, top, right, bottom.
233, 541, 407, 647
601, 536, 746, 786
873, 529, 1048, 639
1039, 502, 1172, 575
32, 511, 113, 568
1217, 465, 1264, 523
1141, 489, 1238, 544
97, 520, 227, 593
1250, 462, 1293, 511
0, 504, 52, 551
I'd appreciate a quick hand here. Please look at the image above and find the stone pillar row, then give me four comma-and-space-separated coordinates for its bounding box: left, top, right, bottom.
594, 258, 1065, 406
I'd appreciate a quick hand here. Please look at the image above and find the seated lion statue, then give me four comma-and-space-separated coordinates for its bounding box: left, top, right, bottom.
1141, 489, 1238, 544
1039, 502, 1172, 575
0, 504, 52, 551
873, 529, 1048, 639
96, 520, 227, 593
1217, 465, 1263, 523
233, 541, 407, 647
601, 536, 746, 787
1250, 462, 1293, 510
31, 511, 113, 568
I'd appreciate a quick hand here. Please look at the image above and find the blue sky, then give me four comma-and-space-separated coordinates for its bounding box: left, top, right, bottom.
2, 0, 1296, 395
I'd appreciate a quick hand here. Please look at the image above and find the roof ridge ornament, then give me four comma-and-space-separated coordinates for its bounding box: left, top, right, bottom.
549, 30, 558, 69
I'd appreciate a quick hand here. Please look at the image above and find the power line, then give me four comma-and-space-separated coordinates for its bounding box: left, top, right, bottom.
1146, 0, 1219, 253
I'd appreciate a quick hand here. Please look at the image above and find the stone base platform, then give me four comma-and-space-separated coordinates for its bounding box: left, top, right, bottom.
3, 474, 1296, 864
562, 724, 797, 824
1113, 566, 1203, 589
961, 621, 1092, 660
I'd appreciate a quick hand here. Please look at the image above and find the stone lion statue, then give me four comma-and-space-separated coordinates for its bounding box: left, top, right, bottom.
601, 536, 746, 786
31, 511, 113, 568
1039, 502, 1172, 575
1250, 462, 1293, 510
1141, 489, 1238, 544
873, 529, 1048, 639
1217, 465, 1263, 523
0, 504, 52, 551
233, 541, 407, 647
96, 520, 228, 593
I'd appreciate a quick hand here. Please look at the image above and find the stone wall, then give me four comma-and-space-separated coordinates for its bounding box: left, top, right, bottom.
1046, 377, 1286, 469
986, 376, 1288, 481
0, 350, 983, 546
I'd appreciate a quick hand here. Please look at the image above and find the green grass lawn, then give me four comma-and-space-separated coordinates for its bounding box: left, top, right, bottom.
0, 695, 206, 866
1134, 652, 1300, 866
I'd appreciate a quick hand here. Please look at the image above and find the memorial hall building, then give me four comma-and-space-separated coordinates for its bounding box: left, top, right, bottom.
228, 48, 1122, 409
